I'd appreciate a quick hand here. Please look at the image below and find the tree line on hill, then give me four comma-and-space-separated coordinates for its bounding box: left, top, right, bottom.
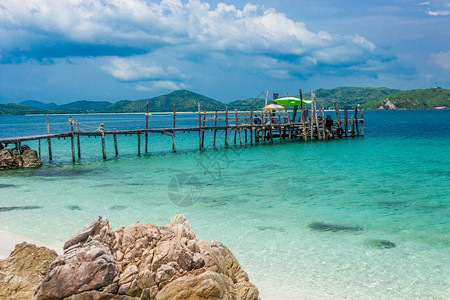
0, 87, 448, 115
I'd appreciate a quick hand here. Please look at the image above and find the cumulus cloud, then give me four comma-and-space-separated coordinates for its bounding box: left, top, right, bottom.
426, 10, 450, 15
0, 0, 388, 85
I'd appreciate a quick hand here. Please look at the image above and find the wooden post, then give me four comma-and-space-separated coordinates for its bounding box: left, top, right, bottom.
244, 112, 248, 143
69, 115, 75, 163
344, 106, 349, 137
202, 109, 206, 148
172, 103, 176, 152
350, 115, 355, 137
213, 110, 217, 146
145, 102, 149, 153
225, 106, 229, 147
76, 121, 81, 158
38, 139, 41, 159
46, 115, 52, 161
300, 89, 307, 141
354, 106, 360, 136
360, 109, 364, 136
261, 110, 266, 144
172, 132, 177, 152
198, 103, 202, 150
333, 102, 342, 138
234, 109, 237, 145
113, 131, 118, 156
250, 105, 254, 146
313, 94, 320, 139
137, 130, 141, 156
236, 110, 242, 146
100, 123, 106, 159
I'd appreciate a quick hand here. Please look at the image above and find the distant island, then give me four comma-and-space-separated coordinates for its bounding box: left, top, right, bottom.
0, 87, 448, 115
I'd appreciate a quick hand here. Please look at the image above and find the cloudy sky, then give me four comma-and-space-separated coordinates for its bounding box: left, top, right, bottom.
0, 0, 449, 104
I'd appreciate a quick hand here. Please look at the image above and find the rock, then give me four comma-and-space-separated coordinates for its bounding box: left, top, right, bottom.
0, 146, 42, 170
366, 239, 396, 249
0, 242, 57, 300
33, 214, 259, 300
308, 222, 363, 232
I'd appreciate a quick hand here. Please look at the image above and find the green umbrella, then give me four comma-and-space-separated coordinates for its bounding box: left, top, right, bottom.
274, 97, 312, 106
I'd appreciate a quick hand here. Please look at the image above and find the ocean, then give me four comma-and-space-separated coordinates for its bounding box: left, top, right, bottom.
0, 110, 449, 299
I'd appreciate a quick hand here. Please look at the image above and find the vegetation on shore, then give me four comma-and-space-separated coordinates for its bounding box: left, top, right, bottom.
1, 87, 448, 115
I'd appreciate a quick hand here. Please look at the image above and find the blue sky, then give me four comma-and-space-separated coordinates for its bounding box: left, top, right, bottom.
0, 0, 449, 104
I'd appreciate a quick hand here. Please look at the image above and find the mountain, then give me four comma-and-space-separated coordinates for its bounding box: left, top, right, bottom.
0, 103, 53, 115
227, 98, 266, 111
311, 87, 401, 108
105, 90, 226, 113
58, 100, 113, 112
362, 87, 450, 110
19, 100, 58, 109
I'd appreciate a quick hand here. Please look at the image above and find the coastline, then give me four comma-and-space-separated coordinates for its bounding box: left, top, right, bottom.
0, 230, 63, 259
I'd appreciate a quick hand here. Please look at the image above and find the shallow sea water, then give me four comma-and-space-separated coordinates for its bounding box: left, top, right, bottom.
0, 110, 449, 299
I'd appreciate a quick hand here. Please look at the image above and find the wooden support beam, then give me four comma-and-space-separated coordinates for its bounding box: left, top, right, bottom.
145, 102, 149, 153
344, 106, 349, 137
225, 107, 229, 147
236, 110, 242, 146
360, 109, 364, 136
113, 131, 118, 156
137, 131, 141, 156
313, 94, 320, 140
333, 102, 342, 138
350, 115, 355, 137
46, 115, 52, 161
300, 89, 307, 141
76, 121, 81, 158
354, 106, 360, 136
38, 139, 41, 159
250, 105, 254, 146
202, 109, 206, 148
100, 123, 106, 159
213, 110, 217, 146
198, 103, 202, 150
69, 115, 75, 163
244, 112, 248, 143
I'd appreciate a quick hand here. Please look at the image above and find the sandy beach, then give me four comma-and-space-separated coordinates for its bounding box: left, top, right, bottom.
0, 230, 63, 260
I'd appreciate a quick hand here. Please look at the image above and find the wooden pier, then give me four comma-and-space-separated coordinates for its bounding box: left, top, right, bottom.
0, 92, 364, 162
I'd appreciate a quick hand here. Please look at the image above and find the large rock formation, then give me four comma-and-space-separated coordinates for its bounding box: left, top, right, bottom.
0, 242, 58, 299
0, 146, 42, 170
32, 214, 259, 300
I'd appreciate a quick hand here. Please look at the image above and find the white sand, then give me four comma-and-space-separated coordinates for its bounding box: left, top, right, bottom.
0, 230, 63, 259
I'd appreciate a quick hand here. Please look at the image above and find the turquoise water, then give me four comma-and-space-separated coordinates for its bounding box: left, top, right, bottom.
0, 111, 449, 299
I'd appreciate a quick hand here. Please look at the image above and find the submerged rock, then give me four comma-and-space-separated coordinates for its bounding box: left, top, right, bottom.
0, 242, 57, 300
33, 214, 259, 300
308, 222, 363, 232
0, 147, 42, 170
366, 239, 396, 249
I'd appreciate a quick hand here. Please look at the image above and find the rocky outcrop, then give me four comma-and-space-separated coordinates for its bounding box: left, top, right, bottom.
0, 242, 58, 299
0, 146, 42, 170
34, 214, 259, 300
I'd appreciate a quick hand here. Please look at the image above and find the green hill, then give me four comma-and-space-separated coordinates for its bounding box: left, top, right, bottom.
227, 98, 266, 110
312, 87, 401, 108
105, 90, 226, 113
58, 100, 113, 112
362, 87, 450, 110
19, 100, 58, 109
0, 103, 54, 115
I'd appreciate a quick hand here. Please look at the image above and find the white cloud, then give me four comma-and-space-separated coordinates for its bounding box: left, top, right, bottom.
427, 10, 450, 15
429, 51, 450, 69
102, 56, 184, 81
0, 0, 379, 65
135, 81, 186, 91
